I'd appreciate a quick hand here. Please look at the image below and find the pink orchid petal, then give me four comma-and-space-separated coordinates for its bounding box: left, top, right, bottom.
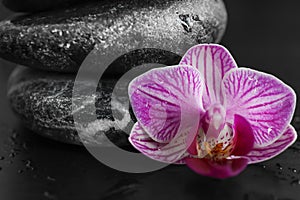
232, 114, 255, 156
180, 44, 237, 108
185, 157, 249, 179
222, 68, 296, 147
246, 125, 297, 164
129, 123, 189, 164
129, 65, 204, 143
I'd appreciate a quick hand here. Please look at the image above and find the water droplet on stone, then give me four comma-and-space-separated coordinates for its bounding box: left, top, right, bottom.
0, 167, 2, 171
276, 163, 283, 170
179, 14, 192, 33
22, 143, 28, 150
0, 156, 4, 160
47, 176, 56, 182
9, 132, 18, 144
291, 179, 300, 186
24, 160, 34, 171
44, 191, 56, 200
18, 169, 23, 174
9, 152, 16, 158
11, 131, 18, 139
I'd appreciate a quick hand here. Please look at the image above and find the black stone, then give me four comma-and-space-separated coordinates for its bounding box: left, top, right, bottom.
0, 0, 227, 73
7, 66, 137, 147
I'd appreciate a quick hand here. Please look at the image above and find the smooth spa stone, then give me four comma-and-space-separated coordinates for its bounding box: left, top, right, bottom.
0, 0, 227, 73
7, 66, 138, 147
2, 0, 90, 12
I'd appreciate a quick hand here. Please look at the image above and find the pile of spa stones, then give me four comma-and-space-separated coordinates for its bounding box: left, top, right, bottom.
0, 0, 227, 147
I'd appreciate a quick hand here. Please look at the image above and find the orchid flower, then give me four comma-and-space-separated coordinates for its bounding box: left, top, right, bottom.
128, 44, 297, 179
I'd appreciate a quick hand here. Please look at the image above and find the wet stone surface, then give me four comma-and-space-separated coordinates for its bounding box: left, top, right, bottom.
0, 0, 227, 73
7, 66, 138, 148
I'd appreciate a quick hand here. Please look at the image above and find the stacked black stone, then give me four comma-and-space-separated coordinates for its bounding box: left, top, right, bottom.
0, 0, 227, 146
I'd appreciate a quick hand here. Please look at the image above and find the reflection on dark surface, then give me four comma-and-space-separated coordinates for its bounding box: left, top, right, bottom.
1, 1, 300, 200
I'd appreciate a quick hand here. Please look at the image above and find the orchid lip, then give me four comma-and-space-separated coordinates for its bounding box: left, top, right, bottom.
195, 124, 234, 161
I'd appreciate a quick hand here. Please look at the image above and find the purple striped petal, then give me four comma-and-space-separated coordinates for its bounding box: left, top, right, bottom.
129, 123, 190, 164
246, 125, 297, 164
129, 65, 204, 143
222, 68, 296, 147
185, 157, 249, 179
180, 44, 237, 109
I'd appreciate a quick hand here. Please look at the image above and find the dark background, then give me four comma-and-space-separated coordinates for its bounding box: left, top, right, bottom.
1, 1, 300, 199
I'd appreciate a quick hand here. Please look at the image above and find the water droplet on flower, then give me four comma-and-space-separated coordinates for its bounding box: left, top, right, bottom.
158, 79, 164, 84
135, 89, 141, 94
267, 128, 273, 134
161, 101, 168, 107
164, 91, 171, 97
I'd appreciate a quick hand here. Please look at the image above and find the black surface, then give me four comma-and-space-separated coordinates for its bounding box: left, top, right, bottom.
1, 1, 300, 200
